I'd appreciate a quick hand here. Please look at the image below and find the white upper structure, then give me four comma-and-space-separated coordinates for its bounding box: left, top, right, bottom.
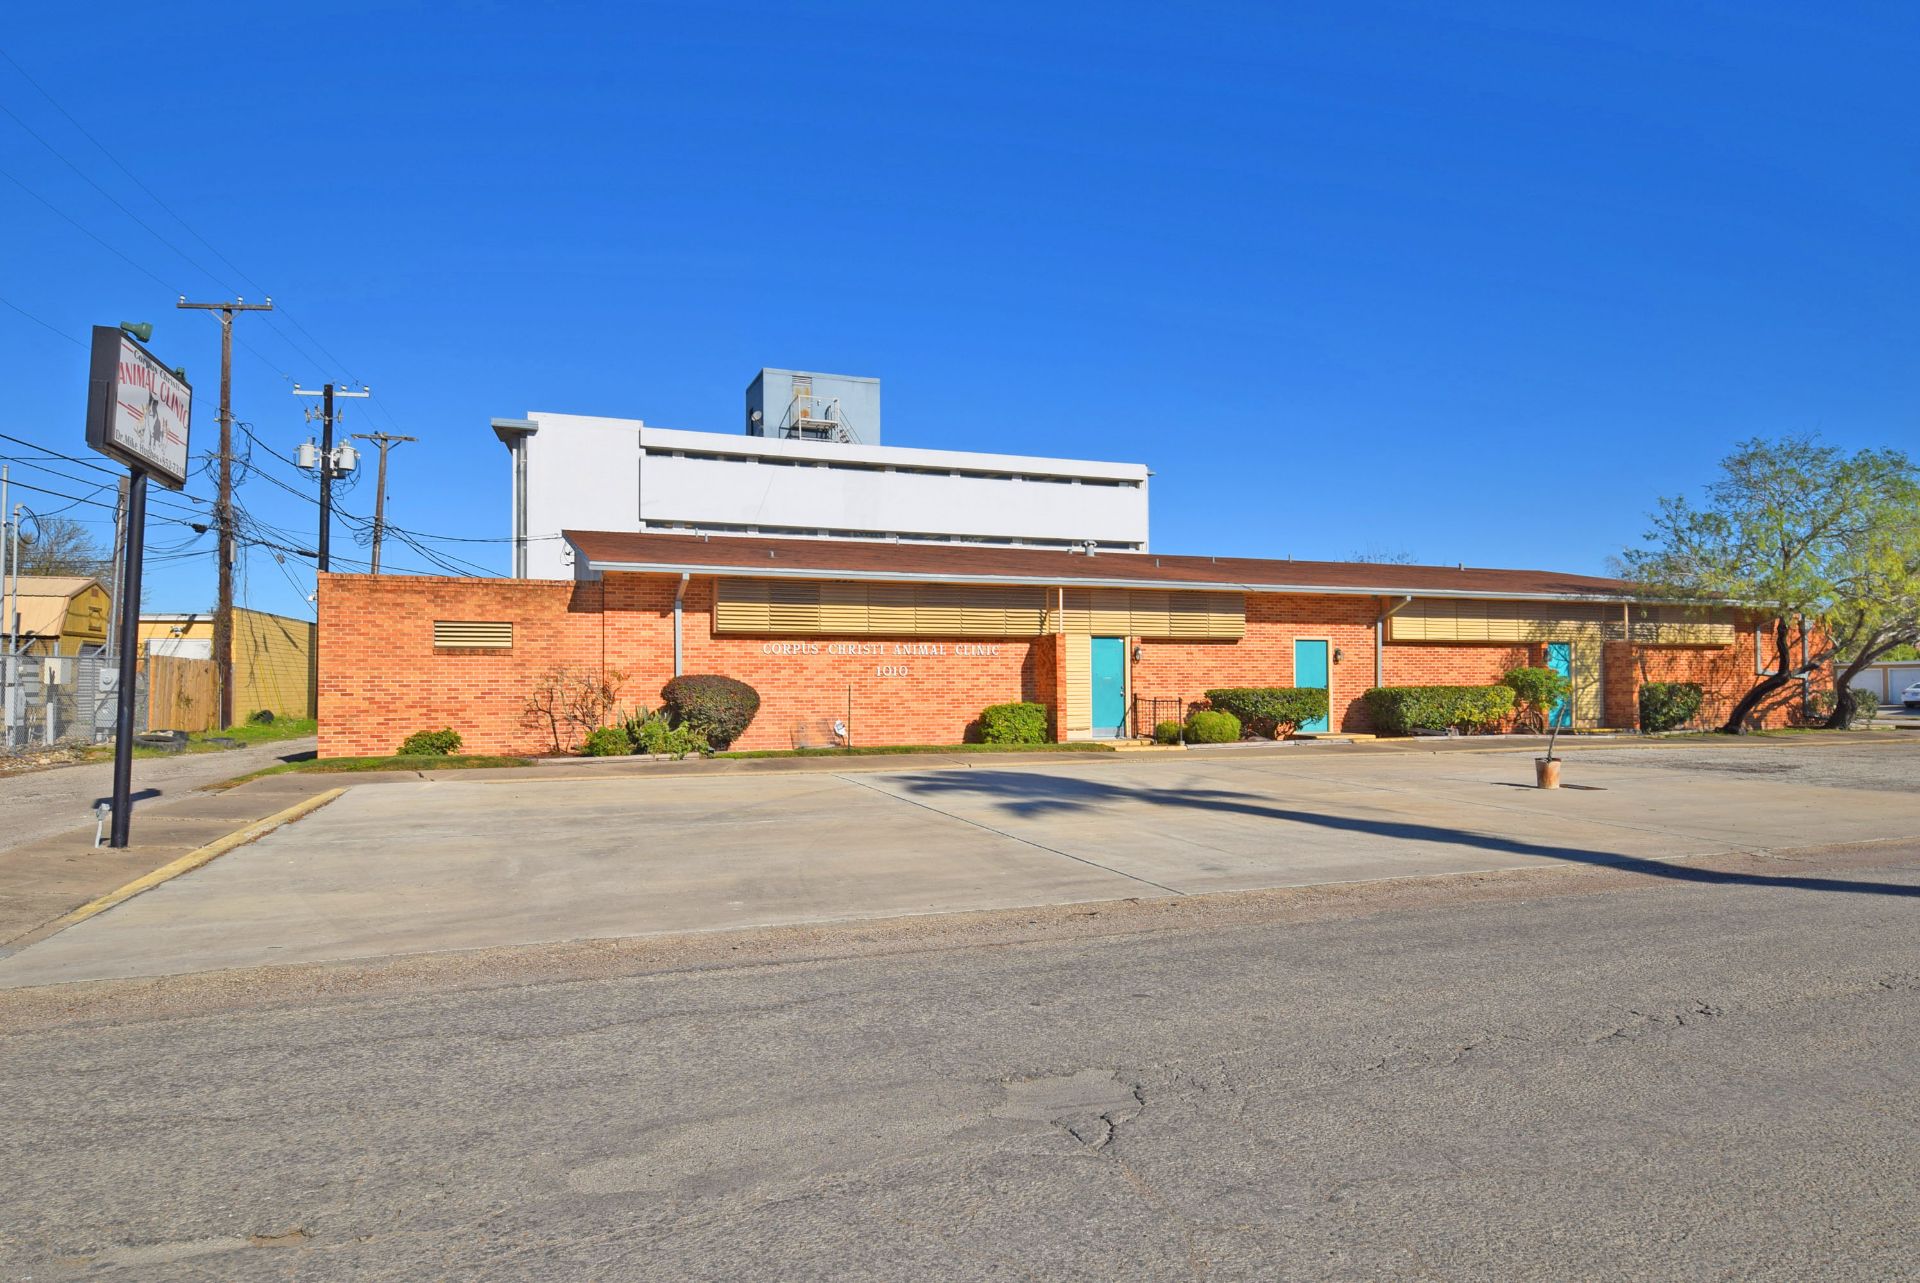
493, 401, 1151, 580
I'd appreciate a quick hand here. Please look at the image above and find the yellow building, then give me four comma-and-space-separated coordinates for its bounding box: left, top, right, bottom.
6, 576, 111, 656
138, 608, 317, 720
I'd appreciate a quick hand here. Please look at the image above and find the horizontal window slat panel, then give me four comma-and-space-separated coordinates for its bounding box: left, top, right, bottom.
1388, 599, 1734, 646
433, 620, 513, 649
711, 580, 1243, 640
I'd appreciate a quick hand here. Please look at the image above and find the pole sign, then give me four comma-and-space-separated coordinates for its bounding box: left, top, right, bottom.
85, 326, 192, 489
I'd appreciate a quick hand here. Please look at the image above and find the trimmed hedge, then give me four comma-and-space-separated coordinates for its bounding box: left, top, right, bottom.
398, 728, 462, 756
1362, 685, 1516, 736
1153, 719, 1183, 745
1184, 708, 1242, 743
979, 701, 1049, 745
1638, 681, 1705, 732
662, 675, 760, 749
1203, 686, 1330, 738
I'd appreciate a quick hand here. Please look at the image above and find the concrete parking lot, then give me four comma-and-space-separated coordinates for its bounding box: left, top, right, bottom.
5, 738, 1919, 987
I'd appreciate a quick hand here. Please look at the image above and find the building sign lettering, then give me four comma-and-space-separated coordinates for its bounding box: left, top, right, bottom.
759, 639, 1002, 677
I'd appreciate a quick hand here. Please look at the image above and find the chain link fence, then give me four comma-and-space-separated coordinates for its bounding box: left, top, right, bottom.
0, 654, 145, 756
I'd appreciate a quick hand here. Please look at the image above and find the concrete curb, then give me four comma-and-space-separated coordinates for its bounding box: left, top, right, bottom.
4, 788, 348, 956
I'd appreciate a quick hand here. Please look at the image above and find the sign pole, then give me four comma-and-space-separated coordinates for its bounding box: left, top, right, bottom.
107, 468, 147, 848
85, 323, 191, 848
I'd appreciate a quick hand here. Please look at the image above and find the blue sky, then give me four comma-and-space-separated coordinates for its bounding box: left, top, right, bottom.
1, 1, 1914, 619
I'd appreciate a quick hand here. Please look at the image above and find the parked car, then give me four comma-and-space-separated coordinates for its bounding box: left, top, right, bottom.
1903, 681, 1920, 709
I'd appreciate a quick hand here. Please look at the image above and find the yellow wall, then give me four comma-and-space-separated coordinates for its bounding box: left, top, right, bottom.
1062, 632, 1092, 737
59, 584, 110, 653
138, 609, 315, 720
232, 608, 314, 720
136, 614, 213, 651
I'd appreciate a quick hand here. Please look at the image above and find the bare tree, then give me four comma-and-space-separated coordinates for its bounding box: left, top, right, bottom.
16, 516, 110, 578
520, 666, 627, 753
1347, 547, 1419, 565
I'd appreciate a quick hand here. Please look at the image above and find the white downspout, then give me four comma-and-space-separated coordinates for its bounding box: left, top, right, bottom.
673, 574, 689, 676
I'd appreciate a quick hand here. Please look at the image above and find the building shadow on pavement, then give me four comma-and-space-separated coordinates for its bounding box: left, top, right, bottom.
890, 770, 1920, 899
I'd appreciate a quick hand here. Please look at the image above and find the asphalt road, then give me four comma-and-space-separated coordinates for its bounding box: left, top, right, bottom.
0, 737, 314, 854
2, 845, 1914, 1281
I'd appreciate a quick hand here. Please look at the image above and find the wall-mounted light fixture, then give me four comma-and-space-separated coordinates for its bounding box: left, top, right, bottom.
1132, 644, 1144, 662
1333, 647, 1344, 664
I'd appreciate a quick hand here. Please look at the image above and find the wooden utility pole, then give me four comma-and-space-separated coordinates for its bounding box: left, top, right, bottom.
178, 296, 272, 729
294, 382, 369, 572
350, 432, 415, 574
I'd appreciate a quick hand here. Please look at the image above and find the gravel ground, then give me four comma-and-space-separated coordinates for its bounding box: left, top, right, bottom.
1584, 736, 1920, 791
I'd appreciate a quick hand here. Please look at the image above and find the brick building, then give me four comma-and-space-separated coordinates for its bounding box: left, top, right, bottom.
317, 531, 1813, 757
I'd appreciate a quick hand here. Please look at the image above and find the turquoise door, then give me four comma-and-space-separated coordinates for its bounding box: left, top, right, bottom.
1293, 639, 1331, 733
1090, 636, 1127, 737
1546, 642, 1572, 728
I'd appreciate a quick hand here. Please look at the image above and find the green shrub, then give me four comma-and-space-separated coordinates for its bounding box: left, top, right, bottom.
1184, 708, 1242, 743
1153, 719, 1183, 745
1638, 682, 1705, 732
621, 709, 710, 758
397, 728, 462, 756
581, 725, 634, 757
978, 701, 1049, 745
1500, 666, 1569, 732
661, 675, 760, 749
1202, 687, 1330, 738
1804, 686, 1881, 729
1362, 686, 1516, 736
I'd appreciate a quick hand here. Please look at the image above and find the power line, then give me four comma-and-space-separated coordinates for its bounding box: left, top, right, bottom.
0, 432, 124, 474
0, 163, 176, 292
0, 46, 264, 292
0, 475, 203, 528
0, 57, 402, 437
0, 437, 213, 515
0, 292, 86, 348
5, 457, 206, 518
0, 94, 234, 295
0, 49, 350, 387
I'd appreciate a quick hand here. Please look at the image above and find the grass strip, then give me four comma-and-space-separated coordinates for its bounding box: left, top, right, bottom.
213, 753, 532, 788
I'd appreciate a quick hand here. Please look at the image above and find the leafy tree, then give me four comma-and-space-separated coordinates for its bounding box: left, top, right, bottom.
1819, 474, 1920, 727
15, 516, 109, 577
1622, 437, 1920, 733
1501, 666, 1569, 732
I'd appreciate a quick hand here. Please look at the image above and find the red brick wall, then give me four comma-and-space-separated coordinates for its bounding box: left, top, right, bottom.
320, 573, 1049, 756
320, 575, 1827, 754
1133, 594, 1381, 731
317, 573, 611, 757
673, 578, 1044, 749
1632, 614, 1818, 730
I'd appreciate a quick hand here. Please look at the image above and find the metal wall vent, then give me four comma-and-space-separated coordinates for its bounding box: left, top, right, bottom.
433, 620, 513, 649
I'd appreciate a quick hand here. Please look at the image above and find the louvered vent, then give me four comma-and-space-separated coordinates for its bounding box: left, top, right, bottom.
433, 620, 513, 649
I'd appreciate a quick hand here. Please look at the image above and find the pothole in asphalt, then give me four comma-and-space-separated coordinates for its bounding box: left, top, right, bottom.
994, 1068, 1144, 1150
